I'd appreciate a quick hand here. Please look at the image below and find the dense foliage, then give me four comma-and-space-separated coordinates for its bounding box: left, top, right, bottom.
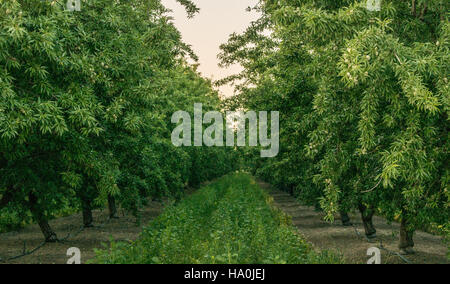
219, 0, 449, 254
92, 173, 342, 264
0, 0, 238, 238
1, 0, 447, 262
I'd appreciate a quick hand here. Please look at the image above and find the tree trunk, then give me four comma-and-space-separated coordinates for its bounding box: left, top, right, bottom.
0, 187, 14, 209
28, 193, 57, 242
399, 216, 415, 254
81, 198, 93, 228
108, 195, 118, 219
358, 203, 377, 239
37, 220, 58, 242
340, 211, 352, 226
288, 185, 294, 196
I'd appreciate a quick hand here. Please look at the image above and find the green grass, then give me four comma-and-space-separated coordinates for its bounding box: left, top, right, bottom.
92, 173, 342, 264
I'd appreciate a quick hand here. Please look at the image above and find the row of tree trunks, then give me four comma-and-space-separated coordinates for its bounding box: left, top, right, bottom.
340, 207, 416, 255
26, 191, 118, 241
81, 195, 119, 227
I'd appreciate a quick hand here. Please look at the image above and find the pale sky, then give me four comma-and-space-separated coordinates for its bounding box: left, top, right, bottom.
161, 0, 260, 98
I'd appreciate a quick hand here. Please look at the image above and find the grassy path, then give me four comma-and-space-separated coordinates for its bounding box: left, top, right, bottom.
92, 173, 340, 264
259, 181, 449, 264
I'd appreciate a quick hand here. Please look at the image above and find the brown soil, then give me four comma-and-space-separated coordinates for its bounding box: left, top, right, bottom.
0, 201, 163, 264
259, 180, 449, 264
0, 183, 209, 265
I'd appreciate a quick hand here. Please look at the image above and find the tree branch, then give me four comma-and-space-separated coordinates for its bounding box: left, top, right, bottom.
419, 2, 428, 20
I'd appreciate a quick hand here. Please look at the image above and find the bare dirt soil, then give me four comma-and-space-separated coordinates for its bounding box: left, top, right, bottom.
0, 184, 207, 265
259, 180, 449, 264
0, 201, 163, 264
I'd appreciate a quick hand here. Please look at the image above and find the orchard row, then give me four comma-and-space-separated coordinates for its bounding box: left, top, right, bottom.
219, 0, 449, 254
0, 0, 238, 239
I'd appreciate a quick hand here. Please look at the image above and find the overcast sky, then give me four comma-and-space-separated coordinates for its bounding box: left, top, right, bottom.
161, 0, 260, 98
